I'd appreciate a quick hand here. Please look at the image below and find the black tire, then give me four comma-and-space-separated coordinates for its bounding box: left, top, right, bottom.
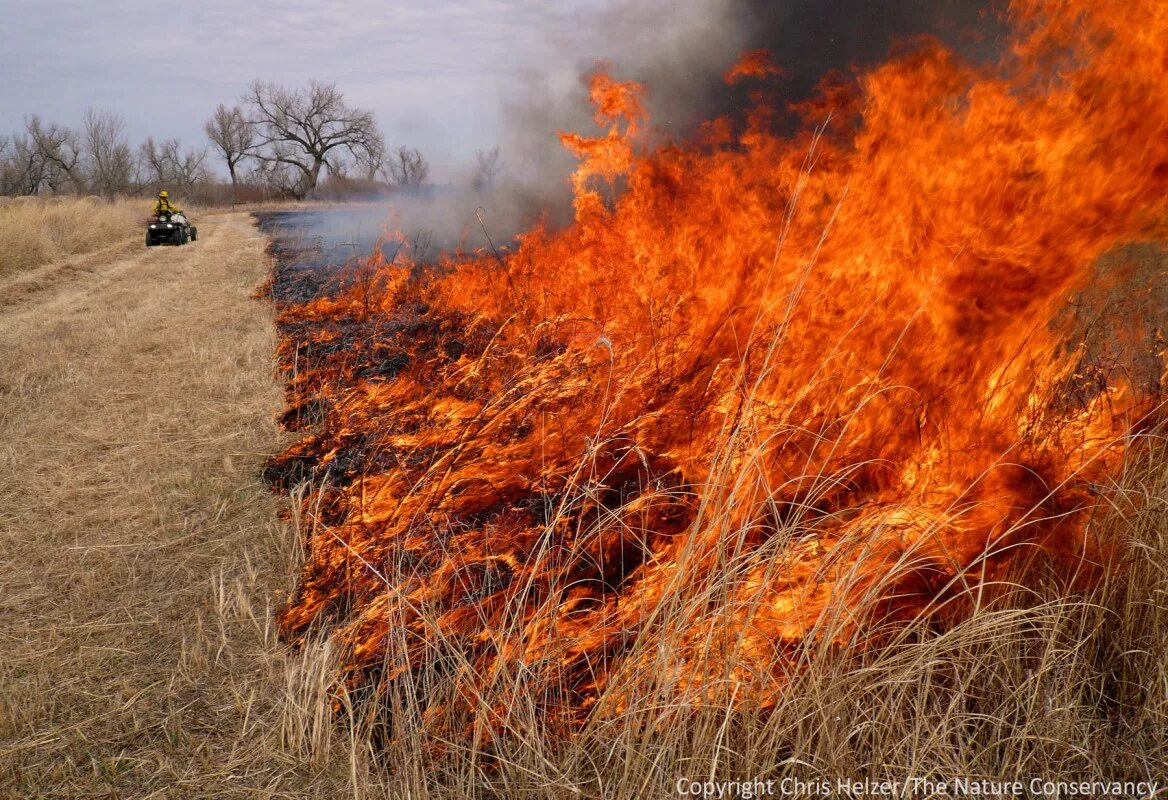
189, 226, 198, 242
146, 231, 155, 247
174, 230, 184, 246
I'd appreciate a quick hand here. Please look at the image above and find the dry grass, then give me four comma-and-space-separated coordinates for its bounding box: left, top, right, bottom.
268, 429, 1167, 799
1, 208, 1165, 798
0, 212, 353, 797
0, 196, 148, 277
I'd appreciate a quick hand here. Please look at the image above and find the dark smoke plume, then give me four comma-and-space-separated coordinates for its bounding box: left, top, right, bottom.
292, 1, 1004, 265
495, 0, 1004, 233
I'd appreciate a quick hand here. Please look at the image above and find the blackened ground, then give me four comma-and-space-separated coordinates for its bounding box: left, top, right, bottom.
254, 211, 373, 306
257, 211, 496, 497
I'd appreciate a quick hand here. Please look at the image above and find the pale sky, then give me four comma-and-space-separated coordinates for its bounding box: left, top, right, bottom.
0, 0, 687, 178
0, 1, 993, 181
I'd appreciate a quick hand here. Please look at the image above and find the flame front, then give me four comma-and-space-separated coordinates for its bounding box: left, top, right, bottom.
270, 0, 1168, 737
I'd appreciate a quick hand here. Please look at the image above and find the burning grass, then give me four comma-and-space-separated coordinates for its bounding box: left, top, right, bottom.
264, 0, 1168, 786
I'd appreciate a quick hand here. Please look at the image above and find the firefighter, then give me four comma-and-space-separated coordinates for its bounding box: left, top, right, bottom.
152, 190, 178, 216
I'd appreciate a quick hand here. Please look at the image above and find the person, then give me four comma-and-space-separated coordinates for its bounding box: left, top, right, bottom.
152, 190, 178, 216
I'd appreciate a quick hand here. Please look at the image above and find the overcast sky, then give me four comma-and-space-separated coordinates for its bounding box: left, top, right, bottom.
0, 0, 689, 179
1, 1, 997, 184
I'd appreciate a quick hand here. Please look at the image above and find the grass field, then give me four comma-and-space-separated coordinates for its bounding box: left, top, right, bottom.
0, 197, 146, 278
0, 211, 359, 797
1, 208, 1165, 798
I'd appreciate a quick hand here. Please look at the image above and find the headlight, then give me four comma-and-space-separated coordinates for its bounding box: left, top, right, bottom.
149, 224, 157, 229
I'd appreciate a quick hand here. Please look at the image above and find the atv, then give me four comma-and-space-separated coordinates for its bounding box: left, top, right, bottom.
146, 210, 197, 247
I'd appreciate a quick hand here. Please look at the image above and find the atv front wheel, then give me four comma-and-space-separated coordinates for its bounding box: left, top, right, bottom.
189, 226, 198, 242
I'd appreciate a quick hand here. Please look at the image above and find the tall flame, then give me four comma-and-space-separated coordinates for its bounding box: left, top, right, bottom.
269, 0, 1168, 736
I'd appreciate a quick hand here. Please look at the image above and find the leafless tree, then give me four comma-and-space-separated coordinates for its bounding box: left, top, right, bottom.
83, 108, 134, 196
0, 135, 24, 195
472, 146, 501, 191
0, 117, 90, 196
27, 116, 84, 192
384, 145, 430, 190
139, 137, 208, 194
0, 133, 43, 195
203, 104, 253, 201
351, 134, 386, 182
173, 144, 208, 189
138, 137, 167, 187
244, 80, 385, 200
249, 158, 303, 199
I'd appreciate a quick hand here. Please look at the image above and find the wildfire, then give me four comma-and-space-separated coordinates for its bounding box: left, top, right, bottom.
268, 0, 1168, 738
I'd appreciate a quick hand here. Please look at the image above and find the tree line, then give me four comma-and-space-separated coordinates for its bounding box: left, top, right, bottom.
0, 80, 499, 202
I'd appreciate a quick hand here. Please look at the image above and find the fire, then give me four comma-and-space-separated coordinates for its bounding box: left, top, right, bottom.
724, 49, 782, 84
268, 0, 1168, 737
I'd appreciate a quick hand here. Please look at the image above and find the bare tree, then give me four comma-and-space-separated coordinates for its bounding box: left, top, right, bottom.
138, 136, 167, 187
83, 108, 134, 196
472, 146, 501, 191
384, 145, 430, 191
169, 143, 208, 190
0, 135, 29, 195
139, 137, 208, 194
244, 80, 385, 200
352, 134, 386, 182
0, 132, 43, 195
0, 117, 89, 196
246, 155, 299, 198
204, 104, 253, 201
27, 116, 84, 192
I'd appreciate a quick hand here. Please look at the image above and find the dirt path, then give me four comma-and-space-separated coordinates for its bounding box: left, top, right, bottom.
0, 213, 344, 798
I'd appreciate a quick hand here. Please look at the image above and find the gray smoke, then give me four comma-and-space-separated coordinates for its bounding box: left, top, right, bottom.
307, 0, 1003, 263
489, 0, 1003, 235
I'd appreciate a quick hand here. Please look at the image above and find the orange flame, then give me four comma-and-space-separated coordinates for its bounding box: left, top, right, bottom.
270, 0, 1168, 737
725, 49, 782, 84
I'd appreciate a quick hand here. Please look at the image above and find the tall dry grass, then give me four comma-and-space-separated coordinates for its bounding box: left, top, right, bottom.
0, 204, 1162, 797
266, 423, 1167, 798
0, 196, 143, 276
256, 167, 1168, 794
257, 169, 1168, 795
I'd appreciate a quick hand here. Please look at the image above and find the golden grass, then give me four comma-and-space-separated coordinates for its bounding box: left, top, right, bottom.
199, 427, 1162, 800
267, 427, 1168, 798
1, 208, 1164, 798
0, 212, 353, 797
0, 196, 147, 277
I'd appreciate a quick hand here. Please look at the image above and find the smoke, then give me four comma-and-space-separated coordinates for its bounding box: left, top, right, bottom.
261, 184, 549, 270
712, 0, 1004, 120
490, 0, 1004, 237
292, 0, 1004, 264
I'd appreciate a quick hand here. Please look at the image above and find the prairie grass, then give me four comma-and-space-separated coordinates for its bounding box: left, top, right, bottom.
1, 206, 1164, 798
256, 186, 1168, 794
0, 212, 353, 797
270, 425, 1168, 798
0, 195, 205, 277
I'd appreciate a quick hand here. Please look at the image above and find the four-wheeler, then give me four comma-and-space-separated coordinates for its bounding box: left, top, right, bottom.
146, 210, 198, 247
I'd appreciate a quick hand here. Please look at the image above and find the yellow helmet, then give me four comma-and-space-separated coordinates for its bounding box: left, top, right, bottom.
159, 191, 168, 198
